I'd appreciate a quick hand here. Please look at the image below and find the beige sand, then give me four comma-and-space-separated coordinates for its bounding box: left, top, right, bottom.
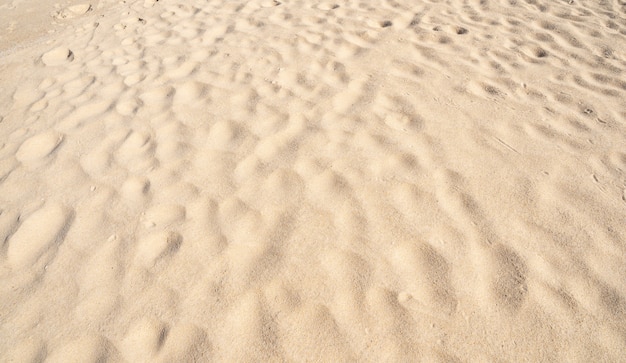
1, 0, 626, 361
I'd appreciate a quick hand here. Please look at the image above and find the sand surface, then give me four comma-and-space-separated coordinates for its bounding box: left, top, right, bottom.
1, 0, 626, 361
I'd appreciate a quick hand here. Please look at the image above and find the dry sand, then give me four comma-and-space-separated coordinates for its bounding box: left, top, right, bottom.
1, 0, 626, 361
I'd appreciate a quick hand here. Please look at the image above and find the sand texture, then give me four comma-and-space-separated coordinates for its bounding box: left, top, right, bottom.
1, 0, 626, 361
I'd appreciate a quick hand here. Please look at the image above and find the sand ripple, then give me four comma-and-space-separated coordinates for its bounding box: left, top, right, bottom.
1, 0, 625, 361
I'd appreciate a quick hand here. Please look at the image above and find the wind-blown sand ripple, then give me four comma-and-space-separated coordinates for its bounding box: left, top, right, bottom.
1, 0, 625, 361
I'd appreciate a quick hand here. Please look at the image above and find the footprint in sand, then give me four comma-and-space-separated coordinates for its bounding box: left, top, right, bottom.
41, 47, 74, 66
116, 130, 156, 169
16, 130, 64, 165
391, 241, 457, 315
260, 0, 281, 7
157, 322, 209, 361
142, 204, 186, 228
207, 120, 243, 151
122, 318, 169, 360
492, 245, 528, 311
220, 290, 294, 360
53, 4, 92, 20
0, 209, 20, 252
79, 240, 123, 292
6, 203, 73, 269
3, 337, 46, 363
46, 335, 121, 363
121, 176, 151, 208
173, 81, 209, 107
315, 2, 339, 10
474, 244, 529, 312
321, 250, 372, 320
134, 231, 182, 267
140, 86, 175, 111
278, 303, 354, 361
144, 0, 160, 8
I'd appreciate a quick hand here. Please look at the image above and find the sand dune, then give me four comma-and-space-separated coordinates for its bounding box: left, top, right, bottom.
1, 0, 625, 361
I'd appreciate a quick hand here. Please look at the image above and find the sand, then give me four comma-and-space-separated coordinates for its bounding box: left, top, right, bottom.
1, 0, 625, 361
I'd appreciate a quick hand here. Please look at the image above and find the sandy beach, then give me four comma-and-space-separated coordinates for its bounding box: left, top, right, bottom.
1, 0, 625, 361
